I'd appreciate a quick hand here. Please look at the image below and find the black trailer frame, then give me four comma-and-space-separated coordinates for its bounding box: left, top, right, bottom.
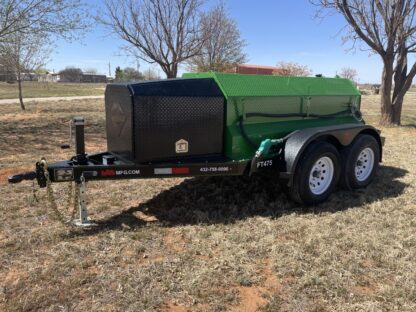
8, 117, 270, 225
9, 117, 383, 226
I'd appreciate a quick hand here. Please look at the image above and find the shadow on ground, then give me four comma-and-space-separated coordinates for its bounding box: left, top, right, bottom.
76, 165, 408, 235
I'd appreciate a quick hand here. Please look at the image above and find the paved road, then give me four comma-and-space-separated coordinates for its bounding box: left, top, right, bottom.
0, 95, 104, 105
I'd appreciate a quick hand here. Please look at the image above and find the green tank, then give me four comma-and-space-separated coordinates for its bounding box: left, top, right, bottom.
183, 72, 362, 161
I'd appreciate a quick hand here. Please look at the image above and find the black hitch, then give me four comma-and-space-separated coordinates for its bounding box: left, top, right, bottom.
35, 161, 47, 187
7, 162, 46, 186
8, 171, 37, 184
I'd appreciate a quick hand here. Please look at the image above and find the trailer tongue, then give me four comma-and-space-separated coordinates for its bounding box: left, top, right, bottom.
8, 116, 253, 226
8, 72, 383, 226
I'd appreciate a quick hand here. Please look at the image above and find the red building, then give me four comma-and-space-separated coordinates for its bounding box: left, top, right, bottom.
232, 64, 279, 75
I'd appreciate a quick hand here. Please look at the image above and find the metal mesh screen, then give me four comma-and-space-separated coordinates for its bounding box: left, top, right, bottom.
133, 96, 224, 163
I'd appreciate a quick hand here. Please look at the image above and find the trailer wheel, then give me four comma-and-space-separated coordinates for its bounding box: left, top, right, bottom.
340, 134, 380, 190
289, 141, 341, 205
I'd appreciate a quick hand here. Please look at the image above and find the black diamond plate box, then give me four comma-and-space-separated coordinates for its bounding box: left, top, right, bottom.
105, 78, 224, 163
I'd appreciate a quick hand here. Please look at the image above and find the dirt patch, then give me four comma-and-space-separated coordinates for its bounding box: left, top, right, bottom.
163, 228, 186, 254
0, 166, 31, 184
0, 112, 40, 122
229, 259, 284, 312
351, 284, 377, 296
0, 231, 7, 244
1, 266, 29, 287
133, 210, 159, 222
161, 302, 187, 312
85, 141, 106, 154
230, 286, 268, 312
261, 258, 282, 291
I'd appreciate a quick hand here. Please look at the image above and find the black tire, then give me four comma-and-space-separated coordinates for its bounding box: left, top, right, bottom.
340, 134, 380, 190
289, 141, 341, 205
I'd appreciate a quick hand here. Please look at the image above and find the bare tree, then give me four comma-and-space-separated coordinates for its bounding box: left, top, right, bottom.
273, 61, 312, 77
188, 2, 247, 72
0, 32, 50, 110
143, 67, 160, 80
101, 0, 205, 78
1, 0, 89, 109
0, 52, 14, 81
0, 0, 89, 42
339, 67, 358, 82
59, 67, 83, 82
312, 0, 416, 126
123, 67, 144, 81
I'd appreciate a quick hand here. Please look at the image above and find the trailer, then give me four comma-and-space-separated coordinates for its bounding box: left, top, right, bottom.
9, 72, 384, 225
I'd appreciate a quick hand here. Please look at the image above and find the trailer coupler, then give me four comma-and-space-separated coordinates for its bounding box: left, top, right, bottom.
7, 161, 48, 186
8, 171, 37, 184
35, 161, 48, 187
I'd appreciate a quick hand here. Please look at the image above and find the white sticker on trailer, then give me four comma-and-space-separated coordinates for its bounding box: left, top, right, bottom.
154, 168, 172, 175
54, 168, 74, 181
175, 139, 188, 153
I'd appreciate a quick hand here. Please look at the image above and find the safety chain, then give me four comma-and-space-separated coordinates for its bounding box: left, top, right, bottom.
29, 180, 39, 205
65, 179, 73, 212
70, 181, 80, 221
41, 159, 76, 228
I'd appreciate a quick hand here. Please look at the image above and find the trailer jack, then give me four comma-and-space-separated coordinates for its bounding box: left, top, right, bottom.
42, 116, 95, 227
64, 117, 94, 226
40, 158, 95, 227
73, 176, 95, 227
9, 118, 96, 228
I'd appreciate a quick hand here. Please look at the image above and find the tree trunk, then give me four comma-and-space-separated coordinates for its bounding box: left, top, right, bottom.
17, 72, 25, 111
390, 43, 407, 126
163, 62, 178, 78
171, 63, 178, 78
166, 67, 177, 78
379, 58, 394, 125
392, 95, 404, 125
166, 72, 176, 78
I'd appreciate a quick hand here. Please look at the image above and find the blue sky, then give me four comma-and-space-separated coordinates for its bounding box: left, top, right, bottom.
48, 0, 385, 83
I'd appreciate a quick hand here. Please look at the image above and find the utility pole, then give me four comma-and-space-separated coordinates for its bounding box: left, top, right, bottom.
108, 62, 111, 77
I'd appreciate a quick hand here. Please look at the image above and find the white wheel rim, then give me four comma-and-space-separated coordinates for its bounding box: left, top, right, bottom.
355, 147, 375, 182
309, 156, 334, 195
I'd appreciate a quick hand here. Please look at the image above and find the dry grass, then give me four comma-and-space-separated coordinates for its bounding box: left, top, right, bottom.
0, 82, 105, 99
1, 95, 416, 311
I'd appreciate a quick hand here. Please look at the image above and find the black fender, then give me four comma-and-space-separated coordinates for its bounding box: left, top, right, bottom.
281, 123, 383, 186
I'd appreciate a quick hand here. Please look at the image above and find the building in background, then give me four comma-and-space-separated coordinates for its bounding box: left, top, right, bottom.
230, 64, 279, 75
0, 70, 15, 82
57, 71, 108, 83
38, 73, 60, 82
0, 70, 108, 83
81, 74, 107, 83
